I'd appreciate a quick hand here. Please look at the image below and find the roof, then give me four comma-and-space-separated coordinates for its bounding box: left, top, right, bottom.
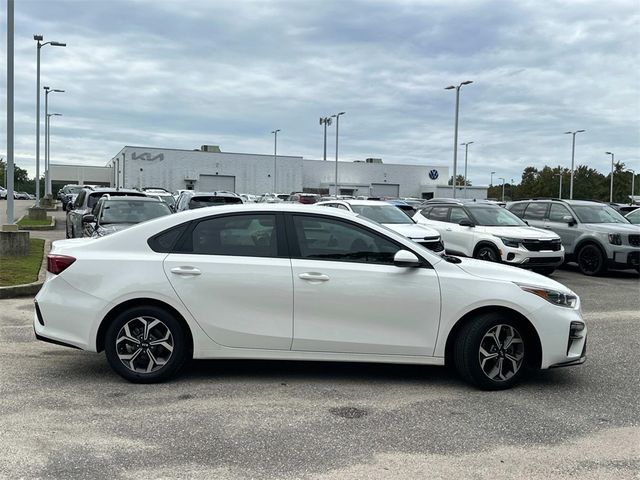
317, 199, 399, 207
101, 196, 162, 203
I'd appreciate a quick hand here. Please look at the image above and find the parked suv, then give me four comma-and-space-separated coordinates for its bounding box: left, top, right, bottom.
414, 200, 564, 274
507, 199, 640, 275
317, 199, 445, 253
175, 191, 243, 212
66, 188, 147, 238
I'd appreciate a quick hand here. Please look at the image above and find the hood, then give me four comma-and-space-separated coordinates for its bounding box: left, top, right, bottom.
476, 226, 560, 240
384, 223, 440, 240
582, 223, 640, 234
93, 223, 135, 237
454, 257, 574, 294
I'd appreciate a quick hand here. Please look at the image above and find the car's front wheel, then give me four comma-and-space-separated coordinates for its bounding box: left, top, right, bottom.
104, 305, 190, 383
474, 244, 500, 262
453, 313, 529, 390
577, 243, 606, 276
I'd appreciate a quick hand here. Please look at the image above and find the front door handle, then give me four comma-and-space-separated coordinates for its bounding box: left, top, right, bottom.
170, 266, 201, 276
298, 272, 330, 282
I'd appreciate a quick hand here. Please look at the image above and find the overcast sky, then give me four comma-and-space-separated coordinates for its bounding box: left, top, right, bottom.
1, 0, 638, 186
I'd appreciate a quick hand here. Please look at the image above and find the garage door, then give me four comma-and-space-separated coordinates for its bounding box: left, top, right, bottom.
370, 183, 399, 198
198, 175, 236, 192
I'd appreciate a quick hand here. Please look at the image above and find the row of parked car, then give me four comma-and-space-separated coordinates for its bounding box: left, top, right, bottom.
0, 187, 35, 200
61, 183, 640, 276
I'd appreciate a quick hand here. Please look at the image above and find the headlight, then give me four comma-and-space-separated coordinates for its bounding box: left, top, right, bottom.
499, 237, 520, 248
518, 284, 578, 308
608, 233, 622, 245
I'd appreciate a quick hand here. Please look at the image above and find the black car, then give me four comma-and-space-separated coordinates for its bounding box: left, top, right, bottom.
66, 188, 147, 238
83, 195, 172, 237
174, 191, 243, 212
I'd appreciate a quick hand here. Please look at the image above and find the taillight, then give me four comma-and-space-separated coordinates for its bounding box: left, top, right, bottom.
47, 255, 76, 274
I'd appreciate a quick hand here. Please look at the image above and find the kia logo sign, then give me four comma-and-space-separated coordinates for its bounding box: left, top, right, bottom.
428, 169, 439, 180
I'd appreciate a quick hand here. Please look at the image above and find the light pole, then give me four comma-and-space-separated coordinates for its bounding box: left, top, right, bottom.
460, 141, 473, 199
331, 111, 345, 197
627, 169, 636, 204
6, 0, 14, 223
43, 86, 64, 197
34, 35, 66, 205
564, 129, 585, 199
445, 80, 473, 198
498, 177, 505, 202
320, 116, 332, 161
606, 151, 615, 202
490, 171, 495, 186
554, 172, 563, 199
46, 112, 62, 197
271, 129, 280, 193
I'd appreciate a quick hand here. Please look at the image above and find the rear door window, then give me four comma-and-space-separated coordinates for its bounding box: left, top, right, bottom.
523, 203, 549, 221
427, 207, 449, 222
449, 207, 471, 224
548, 204, 573, 222
508, 202, 527, 218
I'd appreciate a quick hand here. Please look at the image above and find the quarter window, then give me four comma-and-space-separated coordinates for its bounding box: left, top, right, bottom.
291, 215, 401, 265
179, 214, 279, 257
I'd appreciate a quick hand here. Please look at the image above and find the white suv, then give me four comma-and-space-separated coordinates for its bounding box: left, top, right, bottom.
317, 199, 445, 253
414, 201, 564, 274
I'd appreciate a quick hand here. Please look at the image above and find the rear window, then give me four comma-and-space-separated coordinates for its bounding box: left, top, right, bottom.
88, 192, 145, 209
188, 196, 243, 209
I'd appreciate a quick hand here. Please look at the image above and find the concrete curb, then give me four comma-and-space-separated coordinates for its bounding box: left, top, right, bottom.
17, 215, 56, 231
0, 239, 50, 299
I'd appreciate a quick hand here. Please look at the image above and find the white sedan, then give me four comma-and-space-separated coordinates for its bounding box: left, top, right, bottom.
35, 204, 587, 390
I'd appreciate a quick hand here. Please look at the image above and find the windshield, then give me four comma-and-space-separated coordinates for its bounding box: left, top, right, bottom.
350, 205, 413, 224
572, 205, 630, 224
468, 206, 527, 226
100, 200, 171, 224
189, 196, 243, 208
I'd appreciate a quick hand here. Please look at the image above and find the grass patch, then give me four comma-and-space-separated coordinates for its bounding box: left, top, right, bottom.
0, 238, 45, 286
17, 216, 52, 227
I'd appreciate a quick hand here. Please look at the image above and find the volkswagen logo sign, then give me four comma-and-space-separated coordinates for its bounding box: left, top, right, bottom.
428, 169, 439, 180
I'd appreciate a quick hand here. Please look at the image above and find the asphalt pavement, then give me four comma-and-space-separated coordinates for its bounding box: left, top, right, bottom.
0, 206, 638, 479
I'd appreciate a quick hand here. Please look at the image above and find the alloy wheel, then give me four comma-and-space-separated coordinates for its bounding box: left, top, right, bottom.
477, 247, 498, 262
116, 316, 174, 374
478, 324, 524, 381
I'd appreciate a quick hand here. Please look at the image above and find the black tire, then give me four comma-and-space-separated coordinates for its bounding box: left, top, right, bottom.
104, 305, 190, 383
533, 267, 555, 276
577, 244, 606, 276
474, 244, 500, 263
453, 312, 530, 390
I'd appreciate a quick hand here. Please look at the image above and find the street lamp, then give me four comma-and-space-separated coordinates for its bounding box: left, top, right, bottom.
606, 151, 615, 202
271, 129, 280, 193
319, 116, 332, 162
43, 86, 64, 197
445, 80, 473, 198
331, 112, 346, 197
498, 177, 505, 202
460, 141, 473, 199
564, 129, 585, 199
34, 34, 66, 205
627, 168, 635, 204
490, 171, 496, 187
554, 172, 563, 199
46, 113, 62, 191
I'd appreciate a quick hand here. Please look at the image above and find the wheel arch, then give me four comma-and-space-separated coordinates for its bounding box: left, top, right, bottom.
96, 298, 194, 354
444, 306, 542, 369
473, 241, 500, 258
574, 238, 608, 260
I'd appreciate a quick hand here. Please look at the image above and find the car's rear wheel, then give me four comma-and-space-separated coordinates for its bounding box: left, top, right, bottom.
453, 313, 529, 390
577, 244, 606, 276
104, 305, 189, 383
474, 245, 500, 262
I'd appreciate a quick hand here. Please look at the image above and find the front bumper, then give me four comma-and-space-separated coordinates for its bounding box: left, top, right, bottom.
608, 248, 640, 270
550, 339, 587, 368
500, 245, 564, 269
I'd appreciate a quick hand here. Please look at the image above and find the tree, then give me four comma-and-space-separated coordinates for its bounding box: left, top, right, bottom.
448, 175, 472, 186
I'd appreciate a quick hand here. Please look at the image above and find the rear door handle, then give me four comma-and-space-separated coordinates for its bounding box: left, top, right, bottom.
170, 266, 201, 276
445, 228, 452, 231
298, 272, 330, 282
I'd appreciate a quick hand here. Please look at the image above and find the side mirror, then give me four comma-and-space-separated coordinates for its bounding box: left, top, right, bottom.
393, 249, 421, 268
82, 214, 95, 224
459, 219, 475, 227
563, 215, 576, 226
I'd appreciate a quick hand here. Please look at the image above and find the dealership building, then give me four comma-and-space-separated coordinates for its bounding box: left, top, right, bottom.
51, 144, 488, 199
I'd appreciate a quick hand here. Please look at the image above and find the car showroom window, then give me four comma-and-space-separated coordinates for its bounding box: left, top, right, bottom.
291, 215, 401, 265
179, 214, 279, 257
